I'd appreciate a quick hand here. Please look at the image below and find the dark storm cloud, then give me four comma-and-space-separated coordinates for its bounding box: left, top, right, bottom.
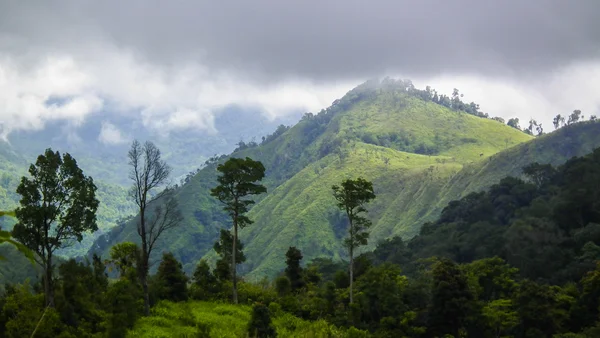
2, 0, 600, 81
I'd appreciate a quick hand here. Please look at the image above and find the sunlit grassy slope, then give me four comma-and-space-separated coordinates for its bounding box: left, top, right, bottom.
128, 300, 350, 337
94, 80, 540, 277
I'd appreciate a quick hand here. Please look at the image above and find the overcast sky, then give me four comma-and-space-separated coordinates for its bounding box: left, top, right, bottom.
1, 0, 600, 142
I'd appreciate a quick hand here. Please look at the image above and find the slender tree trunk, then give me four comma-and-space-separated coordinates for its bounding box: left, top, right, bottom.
140, 207, 150, 316
44, 253, 55, 307
141, 248, 150, 316
232, 211, 238, 304
349, 245, 354, 304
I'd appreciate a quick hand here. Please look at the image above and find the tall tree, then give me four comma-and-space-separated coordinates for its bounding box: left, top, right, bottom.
285, 246, 305, 291
211, 157, 266, 304
12, 149, 99, 307
553, 114, 564, 129
155, 252, 188, 302
128, 140, 183, 315
332, 177, 376, 304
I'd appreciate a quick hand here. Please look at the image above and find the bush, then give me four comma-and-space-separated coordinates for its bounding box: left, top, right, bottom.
248, 303, 276, 338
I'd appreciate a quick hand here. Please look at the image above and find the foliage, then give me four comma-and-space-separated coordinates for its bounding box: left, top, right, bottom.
332, 177, 376, 304
211, 157, 266, 303
248, 302, 277, 337
12, 148, 99, 307
284, 246, 305, 292
155, 252, 189, 302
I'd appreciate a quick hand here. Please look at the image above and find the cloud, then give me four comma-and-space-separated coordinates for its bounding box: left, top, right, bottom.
415, 61, 600, 130
98, 122, 128, 145
0, 0, 599, 138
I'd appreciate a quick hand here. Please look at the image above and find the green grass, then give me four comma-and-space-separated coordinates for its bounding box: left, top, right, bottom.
91, 80, 600, 282
127, 300, 349, 338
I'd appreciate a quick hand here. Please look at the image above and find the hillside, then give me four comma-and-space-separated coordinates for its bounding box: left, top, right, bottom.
90, 79, 539, 276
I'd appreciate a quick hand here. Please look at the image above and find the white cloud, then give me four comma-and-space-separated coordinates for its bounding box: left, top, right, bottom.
0, 45, 354, 139
415, 61, 600, 132
98, 121, 128, 145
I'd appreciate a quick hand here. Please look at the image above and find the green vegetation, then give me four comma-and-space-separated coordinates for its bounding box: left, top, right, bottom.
332, 177, 376, 304
92, 79, 540, 280
12, 149, 99, 307
211, 157, 267, 303
1, 84, 600, 335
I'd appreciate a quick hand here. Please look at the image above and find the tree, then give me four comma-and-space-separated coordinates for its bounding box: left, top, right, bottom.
12, 149, 99, 307
285, 246, 305, 291
522, 162, 556, 188
211, 157, 266, 304
428, 258, 473, 337
107, 242, 141, 281
482, 299, 518, 338
507, 118, 521, 130
247, 303, 277, 338
191, 260, 219, 300
213, 228, 246, 281
553, 114, 565, 129
567, 110, 583, 125
128, 140, 183, 315
332, 177, 376, 304
155, 252, 188, 302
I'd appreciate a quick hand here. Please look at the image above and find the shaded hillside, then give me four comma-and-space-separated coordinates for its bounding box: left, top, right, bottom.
89, 79, 533, 276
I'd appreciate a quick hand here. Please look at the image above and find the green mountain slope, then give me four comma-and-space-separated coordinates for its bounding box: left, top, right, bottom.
90, 79, 538, 275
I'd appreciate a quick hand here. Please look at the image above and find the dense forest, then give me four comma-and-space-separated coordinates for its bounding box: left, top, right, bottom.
2, 139, 600, 337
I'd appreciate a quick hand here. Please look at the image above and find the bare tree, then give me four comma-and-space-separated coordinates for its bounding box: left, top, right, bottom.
128, 140, 183, 315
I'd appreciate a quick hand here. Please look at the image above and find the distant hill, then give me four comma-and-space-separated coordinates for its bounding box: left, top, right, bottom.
91, 78, 595, 280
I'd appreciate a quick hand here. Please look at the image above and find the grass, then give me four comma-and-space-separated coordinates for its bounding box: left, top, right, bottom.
127, 300, 350, 338
91, 81, 600, 283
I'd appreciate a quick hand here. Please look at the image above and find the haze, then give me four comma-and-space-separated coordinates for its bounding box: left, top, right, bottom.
1, 0, 599, 141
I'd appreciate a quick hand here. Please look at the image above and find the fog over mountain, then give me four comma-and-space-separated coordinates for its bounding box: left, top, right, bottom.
1, 0, 600, 145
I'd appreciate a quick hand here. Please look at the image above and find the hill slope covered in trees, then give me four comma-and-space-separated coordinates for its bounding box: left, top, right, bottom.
88, 78, 579, 278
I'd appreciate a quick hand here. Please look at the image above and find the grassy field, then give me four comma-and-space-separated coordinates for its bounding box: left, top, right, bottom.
128, 300, 355, 338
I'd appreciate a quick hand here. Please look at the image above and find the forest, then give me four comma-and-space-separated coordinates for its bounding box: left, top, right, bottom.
1, 137, 600, 337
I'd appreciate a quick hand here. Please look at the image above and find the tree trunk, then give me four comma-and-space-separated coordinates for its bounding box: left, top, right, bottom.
140, 211, 150, 316
44, 254, 55, 307
232, 214, 238, 304
349, 245, 354, 304
141, 269, 150, 316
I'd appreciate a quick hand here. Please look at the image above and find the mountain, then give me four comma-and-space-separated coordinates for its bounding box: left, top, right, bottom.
0, 105, 299, 284
90, 78, 600, 281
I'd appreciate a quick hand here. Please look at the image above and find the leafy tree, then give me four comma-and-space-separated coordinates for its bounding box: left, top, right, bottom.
105, 279, 142, 338
507, 118, 521, 130
55, 258, 106, 334
211, 157, 266, 304
191, 259, 220, 300
522, 162, 556, 188
128, 140, 183, 315
567, 110, 584, 125
354, 263, 407, 327
2, 282, 63, 338
428, 258, 473, 337
247, 303, 277, 337
107, 241, 141, 281
213, 228, 246, 282
332, 177, 376, 304
553, 114, 565, 129
285, 246, 305, 291
155, 252, 188, 302
482, 299, 518, 338
12, 149, 99, 307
